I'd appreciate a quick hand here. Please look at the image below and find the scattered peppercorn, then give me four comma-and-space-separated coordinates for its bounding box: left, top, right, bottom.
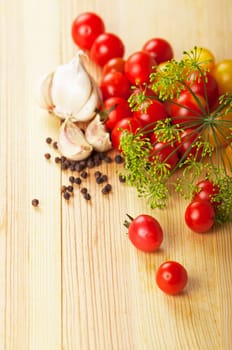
80, 170, 88, 179
63, 192, 71, 200
69, 176, 75, 183
80, 187, 88, 194
55, 156, 61, 163
46, 137, 52, 144
83, 192, 91, 200
44, 153, 51, 160
115, 154, 124, 164
94, 170, 101, 178
53, 141, 58, 149
32, 198, 39, 207
74, 177, 82, 185
102, 184, 112, 194
67, 185, 74, 192
96, 176, 105, 184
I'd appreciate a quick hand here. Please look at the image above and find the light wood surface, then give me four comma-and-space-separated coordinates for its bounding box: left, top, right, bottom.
0, 1, 232, 349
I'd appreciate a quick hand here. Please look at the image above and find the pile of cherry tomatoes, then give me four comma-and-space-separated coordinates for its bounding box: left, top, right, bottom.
71, 12, 232, 295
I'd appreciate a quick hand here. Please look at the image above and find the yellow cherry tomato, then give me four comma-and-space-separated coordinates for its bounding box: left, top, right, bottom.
183, 47, 215, 71
211, 59, 232, 95
202, 111, 232, 147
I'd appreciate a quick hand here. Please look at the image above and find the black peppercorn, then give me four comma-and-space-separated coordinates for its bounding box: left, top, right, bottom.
83, 192, 91, 200
46, 137, 52, 144
44, 153, 51, 160
74, 177, 82, 185
69, 176, 75, 183
63, 192, 71, 200
32, 198, 39, 207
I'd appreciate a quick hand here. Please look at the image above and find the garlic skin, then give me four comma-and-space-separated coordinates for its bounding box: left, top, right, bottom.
85, 114, 113, 153
37, 51, 101, 122
58, 119, 93, 161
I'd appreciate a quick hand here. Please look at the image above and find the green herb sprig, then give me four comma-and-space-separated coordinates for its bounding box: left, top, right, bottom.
120, 47, 232, 222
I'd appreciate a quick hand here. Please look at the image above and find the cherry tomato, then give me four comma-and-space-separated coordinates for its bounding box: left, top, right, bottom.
90, 32, 125, 67
185, 200, 215, 233
176, 128, 202, 161
156, 261, 188, 295
186, 71, 219, 109
193, 180, 220, 208
142, 38, 174, 64
133, 99, 168, 132
124, 51, 157, 85
126, 214, 163, 252
212, 59, 232, 95
71, 12, 105, 50
169, 90, 206, 127
102, 97, 132, 131
102, 57, 125, 76
111, 117, 142, 151
100, 71, 131, 100
183, 47, 215, 71
150, 141, 179, 171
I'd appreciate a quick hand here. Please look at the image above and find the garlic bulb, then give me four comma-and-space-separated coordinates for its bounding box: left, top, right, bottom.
37, 51, 101, 122
58, 118, 93, 161
85, 114, 112, 152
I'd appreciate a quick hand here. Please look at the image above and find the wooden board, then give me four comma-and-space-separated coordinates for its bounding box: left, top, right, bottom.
0, 1, 232, 349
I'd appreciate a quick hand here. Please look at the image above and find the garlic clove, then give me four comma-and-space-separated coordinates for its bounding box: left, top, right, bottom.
37, 71, 54, 111
51, 52, 93, 119
73, 78, 102, 122
58, 118, 93, 161
85, 114, 113, 152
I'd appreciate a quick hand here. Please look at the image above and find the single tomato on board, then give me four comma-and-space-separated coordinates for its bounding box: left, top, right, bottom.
156, 261, 188, 295
124, 214, 163, 253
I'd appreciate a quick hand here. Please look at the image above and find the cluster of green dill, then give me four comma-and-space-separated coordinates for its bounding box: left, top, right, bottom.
119, 47, 232, 223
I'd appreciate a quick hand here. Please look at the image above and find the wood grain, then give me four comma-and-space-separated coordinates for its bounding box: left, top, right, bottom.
0, 1, 232, 349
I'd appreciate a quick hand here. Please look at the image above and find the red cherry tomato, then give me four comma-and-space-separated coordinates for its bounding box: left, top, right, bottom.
185, 200, 215, 233
102, 97, 132, 131
124, 51, 157, 85
111, 117, 142, 151
133, 99, 168, 133
142, 38, 174, 64
170, 91, 206, 127
100, 71, 131, 100
126, 214, 163, 252
102, 57, 125, 76
186, 71, 219, 109
150, 141, 179, 171
193, 180, 220, 208
176, 128, 202, 161
90, 32, 125, 67
71, 12, 105, 50
156, 261, 188, 295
